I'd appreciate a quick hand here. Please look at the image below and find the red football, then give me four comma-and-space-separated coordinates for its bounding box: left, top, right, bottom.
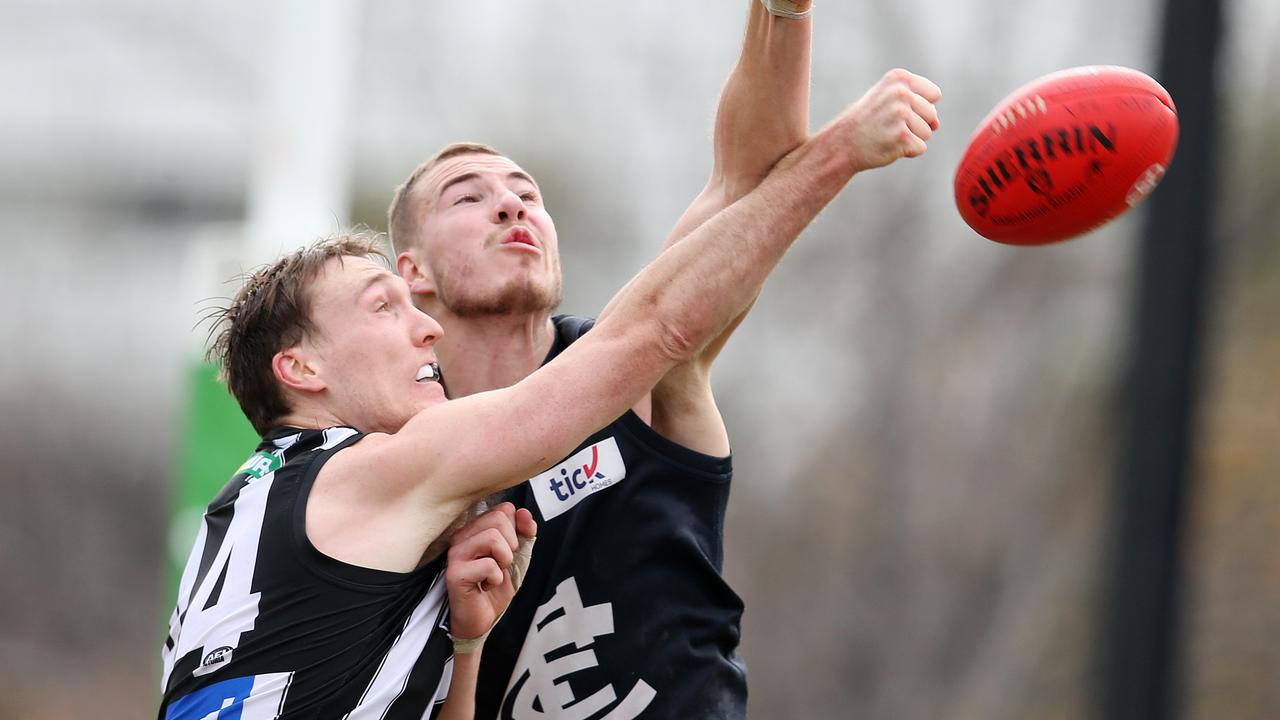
954, 66, 1179, 245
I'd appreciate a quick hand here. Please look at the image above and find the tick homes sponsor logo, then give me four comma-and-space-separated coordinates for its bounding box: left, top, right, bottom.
530, 438, 626, 520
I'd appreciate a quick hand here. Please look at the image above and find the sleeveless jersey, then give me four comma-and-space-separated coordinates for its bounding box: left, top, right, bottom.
160, 426, 455, 719
475, 316, 747, 720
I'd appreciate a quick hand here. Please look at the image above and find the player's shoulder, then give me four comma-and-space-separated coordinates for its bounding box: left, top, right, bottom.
552, 314, 596, 345
274, 425, 369, 492
311, 428, 386, 477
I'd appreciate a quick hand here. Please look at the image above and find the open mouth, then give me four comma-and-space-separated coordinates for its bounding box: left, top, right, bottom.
415, 362, 442, 384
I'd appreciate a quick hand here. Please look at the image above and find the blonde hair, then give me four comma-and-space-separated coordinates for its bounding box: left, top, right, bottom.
387, 142, 504, 254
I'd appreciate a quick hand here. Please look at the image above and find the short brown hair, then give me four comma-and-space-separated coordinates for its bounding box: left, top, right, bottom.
387, 142, 503, 254
207, 232, 389, 435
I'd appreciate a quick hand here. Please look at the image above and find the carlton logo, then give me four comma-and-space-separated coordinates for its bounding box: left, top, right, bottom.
529, 438, 627, 520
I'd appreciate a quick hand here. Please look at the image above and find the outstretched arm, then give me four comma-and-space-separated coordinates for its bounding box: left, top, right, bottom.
664, 0, 813, 249
332, 70, 942, 560
418, 69, 940, 507
648, 71, 942, 458
648, 0, 813, 454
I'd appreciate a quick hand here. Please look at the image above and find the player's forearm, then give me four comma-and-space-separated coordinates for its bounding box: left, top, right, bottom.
652, 0, 811, 377
436, 651, 481, 720
600, 119, 857, 364
714, 0, 811, 195
663, 0, 811, 251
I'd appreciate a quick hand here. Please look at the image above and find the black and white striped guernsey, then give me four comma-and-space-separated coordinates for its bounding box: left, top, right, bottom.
159, 426, 455, 719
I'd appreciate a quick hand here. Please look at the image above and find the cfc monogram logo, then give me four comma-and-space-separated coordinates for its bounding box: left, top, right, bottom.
501, 578, 655, 720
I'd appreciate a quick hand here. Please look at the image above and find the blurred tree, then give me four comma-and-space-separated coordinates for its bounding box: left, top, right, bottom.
1101, 0, 1222, 717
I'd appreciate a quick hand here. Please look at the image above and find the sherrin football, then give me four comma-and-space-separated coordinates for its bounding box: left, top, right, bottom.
954, 66, 1179, 245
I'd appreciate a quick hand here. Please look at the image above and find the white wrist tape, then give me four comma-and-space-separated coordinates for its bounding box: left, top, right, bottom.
760, 0, 812, 19
450, 535, 537, 655
509, 534, 535, 592
451, 633, 486, 655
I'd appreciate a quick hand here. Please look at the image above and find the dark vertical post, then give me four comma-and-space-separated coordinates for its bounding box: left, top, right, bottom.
1101, 0, 1222, 717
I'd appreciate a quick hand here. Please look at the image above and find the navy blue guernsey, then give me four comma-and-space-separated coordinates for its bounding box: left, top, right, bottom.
475, 315, 747, 720
160, 426, 455, 719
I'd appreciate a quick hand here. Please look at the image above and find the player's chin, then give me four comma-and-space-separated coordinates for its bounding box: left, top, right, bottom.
403, 384, 446, 418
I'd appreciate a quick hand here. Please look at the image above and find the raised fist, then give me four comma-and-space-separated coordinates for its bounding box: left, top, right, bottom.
444, 502, 537, 647
839, 68, 942, 171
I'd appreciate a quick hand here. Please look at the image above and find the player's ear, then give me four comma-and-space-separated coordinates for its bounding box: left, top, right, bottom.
397, 250, 437, 297
273, 347, 326, 394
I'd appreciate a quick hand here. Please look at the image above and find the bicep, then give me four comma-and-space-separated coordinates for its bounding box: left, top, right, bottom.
649, 365, 731, 457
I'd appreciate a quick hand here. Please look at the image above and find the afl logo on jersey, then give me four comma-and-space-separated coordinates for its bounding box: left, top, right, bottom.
200, 645, 233, 670
529, 438, 626, 520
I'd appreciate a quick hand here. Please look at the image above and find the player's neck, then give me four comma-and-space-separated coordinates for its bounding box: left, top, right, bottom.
275, 404, 344, 433
435, 310, 557, 398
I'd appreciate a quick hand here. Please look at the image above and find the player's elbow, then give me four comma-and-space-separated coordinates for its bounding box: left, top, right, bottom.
715, 130, 807, 195
717, 172, 768, 209
608, 290, 710, 368
718, 141, 802, 204
651, 309, 705, 366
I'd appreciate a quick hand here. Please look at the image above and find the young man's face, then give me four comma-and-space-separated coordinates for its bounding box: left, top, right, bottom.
408, 153, 562, 317
299, 256, 447, 434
